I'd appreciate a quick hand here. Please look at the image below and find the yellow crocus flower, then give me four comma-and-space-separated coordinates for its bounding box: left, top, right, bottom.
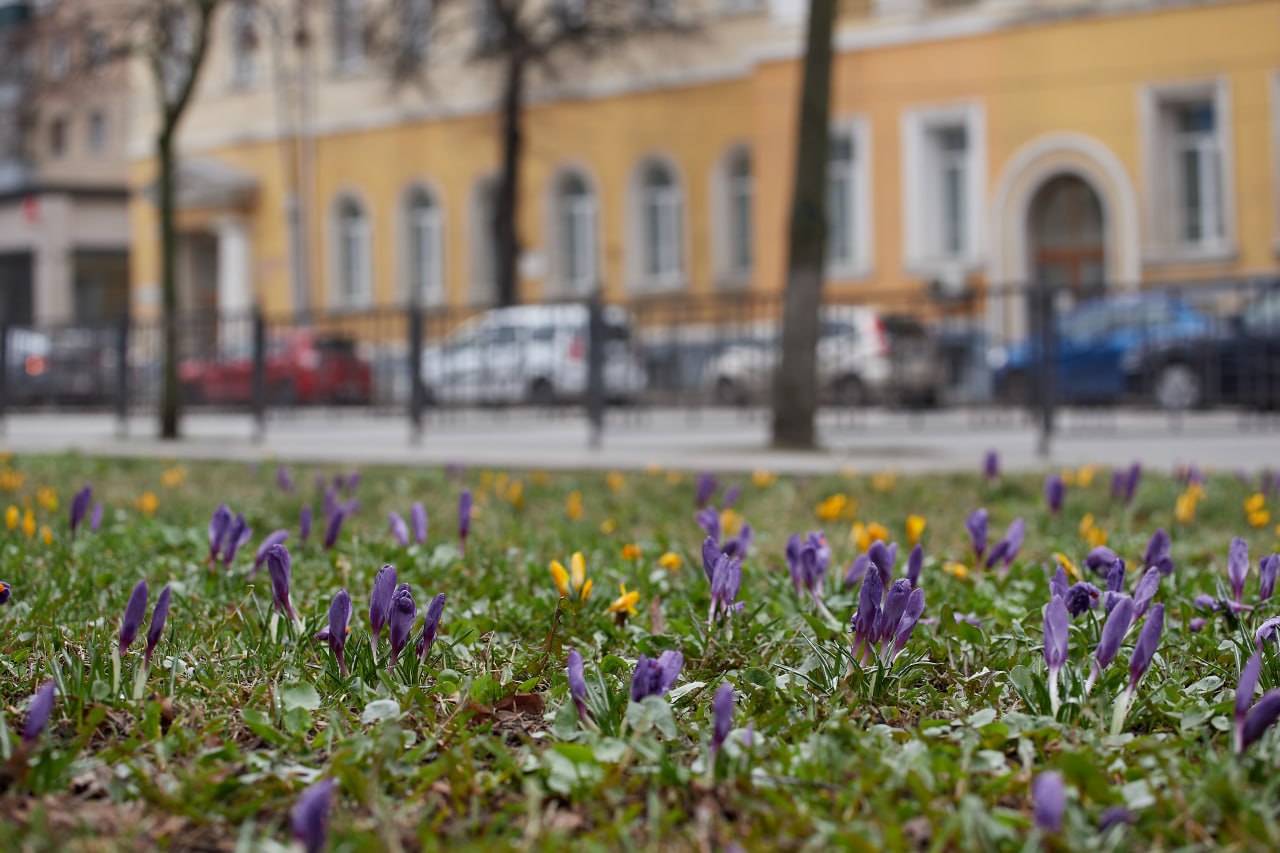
161, 466, 187, 488
22, 509, 35, 538
136, 492, 158, 516
720, 508, 743, 537
942, 561, 970, 580
1175, 491, 1199, 524
1245, 493, 1267, 514
550, 560, 570, 597
751, 470, 776, 488
658, 551, 682, 572
599, 518, 617, 535
4, 505, 18, 531
606, 472, 626, 493
621, 543, 642, 560
871, 472, 897, 493
1077, 465, 1098, 488
1053, 552, 1081, 581
566, 490, 583, 521
606, 583, 640, 617
36, 488, 58, 511
1249, 509, 1271, 528
39, 525, 52, 545
816, 494, 850, 522
906, 515, 926, 546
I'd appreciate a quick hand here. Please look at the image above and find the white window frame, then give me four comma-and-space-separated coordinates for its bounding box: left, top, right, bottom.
1139, 78, 1236, 264
87, 110, 106, 154
827, 116, 873, 281
630, 157, 686, 291
712, 145, 753, 287
402, 184, 445, 307
469, 176, 499, 306
333, 0, 366, 73
230, 0, 258, 89
331, 195, 373, 309
48, 36, 69, 80
901, 102, 986, 277
553, 170, 598, 297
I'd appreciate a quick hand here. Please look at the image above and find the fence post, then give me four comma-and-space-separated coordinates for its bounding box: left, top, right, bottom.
115, 312, 129, 437
585, 288, 606, 450
1034, 284, 1057, 458
408, 304, 424, 445
0, 322, 8, 437
251, 307, 266, 441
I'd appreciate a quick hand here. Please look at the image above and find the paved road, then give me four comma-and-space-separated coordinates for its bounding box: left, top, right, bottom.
1, 406, 1276, 473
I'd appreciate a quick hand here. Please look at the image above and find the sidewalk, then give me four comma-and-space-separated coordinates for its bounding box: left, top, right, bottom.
2, 407, 1276, 474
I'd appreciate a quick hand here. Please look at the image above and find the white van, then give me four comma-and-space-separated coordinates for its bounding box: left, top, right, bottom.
419, 304, 648, 406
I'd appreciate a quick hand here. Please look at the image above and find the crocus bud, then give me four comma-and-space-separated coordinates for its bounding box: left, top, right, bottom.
222, 513, 252, 566
458, 489, 472, 555
868, 540, 897, 582
723, 484, 741, 508
1065, 582, 1100, 618
417, 592, 446, 660
145, 584, 171, 666
70, 484, 92, 536
1085, 546, 1118, 574
966, 508, 988, 561
1229, 537, 1249, 603
711, 681, 734, 755
843, 553, 871, 589
1128, 603, 1164, 690
853, 568, 883, 659
1043, 596, 1069, 675
410, 502, 428, 544
1033, 771, 1065, 833
1132, 568, 1160, 620
1143, 528, 1171, 569
906, 544, 923, 589
1045, 474, 1065, 515
876, 579, 912, 645
1259, 554, 1280, 603
327, 589, 352, 676
276, 464, 294, 493
891, 587, 926, 661
1049, 565, 1068, 600
388, 512, 410, 547
1122, 463, 1142, 504
299, 505, 312, 543
566, 650, 590, 721
119, 579, 148, 655
291, 777, 335, 853
388, 583, 416, 666
323, 509, 346, 550
694, 472, 717, 508
630, 651, 683, 702
22, 680, 56, 743
983, 449, 999, 481
368, 564, 397, 641
1095, 596, 1133, 671
208, 504, 232, 562
89, 502, 103, 533
1241, 691, 1280, 753
1236, 652, 1262, 752
266, 544, 296, 620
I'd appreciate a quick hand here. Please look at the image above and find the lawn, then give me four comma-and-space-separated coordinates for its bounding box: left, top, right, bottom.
1, 453, 1280, 850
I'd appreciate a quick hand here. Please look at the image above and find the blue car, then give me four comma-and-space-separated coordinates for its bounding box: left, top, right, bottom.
990, 294, 1212, 405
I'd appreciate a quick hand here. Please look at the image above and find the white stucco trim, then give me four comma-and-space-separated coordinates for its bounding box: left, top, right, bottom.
988, 131, 1141, 285
827, 114, 874, 283
542, 161, 605, 299
325, 188, 376, 311
625, 152, 691, 295
394, 178, 448, 307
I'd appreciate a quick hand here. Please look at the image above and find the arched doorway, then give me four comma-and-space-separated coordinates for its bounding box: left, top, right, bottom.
1028, 174, 1106, 293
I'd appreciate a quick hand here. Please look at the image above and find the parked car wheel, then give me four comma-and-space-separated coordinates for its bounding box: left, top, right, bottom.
831, 374, 866, 408
528, 378, 556, 407
1152, 362, 1202, 411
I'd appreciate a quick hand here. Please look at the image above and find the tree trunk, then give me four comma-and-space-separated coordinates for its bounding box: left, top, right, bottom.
158, 130, 181, 439
493, 52, 526, 307
771, 0, 836, 449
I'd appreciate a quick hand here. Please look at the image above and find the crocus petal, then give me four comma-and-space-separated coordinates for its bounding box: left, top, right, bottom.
711, 681, 734, 753
145, 584, 172, 665
89, 502, 104, 533
1132, 568, 1160, 619
323, 509, 346, 550
417, 592, 446, 660
299, 505, 312, 543
1128, 603, 1164, 689
1043, 595, 1069, 671
291, 777, 335, 853
1238, 653, 1262, 728
1049, 565, 1069, 600
266, 544, 295, 620
1228, 537, 1250, 603
388, 512, 410, 547
22, 680, 56, 743
1032, 770, 1065, 833
566, 650, 590, 720
410, 502, 428, 544
388, 583, 416, 664
1085, 546, 1118, 574
1095, 595, 1133, 670
327, 589, 352, 656
369, 564, 397, 638
1143, 528, 1171, 568
966, 508, 989, 560
1260, 554, 1279, 602
119, 579, 149, 655
253, 530, 290, 573
906, 544, 923, 588
1241, 691, 1280, 752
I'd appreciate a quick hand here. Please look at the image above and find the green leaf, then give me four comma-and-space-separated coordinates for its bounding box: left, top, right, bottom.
242, 708, 285, 746
666, 681, 706, 703
282, 683, 321, 712
361, 699, 402, 725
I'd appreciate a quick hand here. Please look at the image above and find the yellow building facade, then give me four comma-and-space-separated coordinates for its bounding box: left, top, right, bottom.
128, 0, 1280, 327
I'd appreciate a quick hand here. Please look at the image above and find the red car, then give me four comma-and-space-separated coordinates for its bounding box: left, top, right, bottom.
180, 331, 372, 406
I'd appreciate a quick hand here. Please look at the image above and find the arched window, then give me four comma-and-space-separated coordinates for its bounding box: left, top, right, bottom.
725, 149, 752, 277
639, 160, 683, 284
335, 196, 371, 307
405, 187, 443, 306
557, 172, 597, 294
826, 130, 856, 267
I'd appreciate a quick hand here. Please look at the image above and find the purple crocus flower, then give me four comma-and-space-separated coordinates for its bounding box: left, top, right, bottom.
458, 489, 472, 556
145, 584, 171, 666
345, 470, 362, 493
630, 650, 683, 701
69, 484, 92, 537
785, 532, 831, 605
966, 508, 989, 562
299, 505, 313, 544
1065, 582, 1101, 618
891, 588, 926, 661
843, 553, 871, 588
707, 552, 744, 624
1045, 474, 1065, 515
1044, 595, 1069, 713
723, 484, 742, 508
1085, 546, 1118, 575
222, 514, 252, 567
1143, 528, 1171, 569
1229, 537, 1249, 603
566, 650, 590, 721
852, 568, 883, 661
410, 502, 428, 544
1128, 603, 1164, 690
985, 518, 1025, 572
251, 530, 290, 577
1236, 652, 1262, 753
207, 504, 233, 563
1033, 771, 1065, 833
875, 579, 912, 646
119, 580, 148, 656
1110, 468, 1126, 500
1049, 564, 1069, 601
1131, 567, 1160, 620
327, 589, 352, 676
1261, 554, 1279, 602
868, 540, 897, 586
695, 472, 718, 508
984, 449, 999, 481
388, 512, 410, 547
1256, 616, 1280, 647
388, 583, 416, 666
1189, 617, 1208, 632
276, 464, 294, 494
1087, 594, 1133, 693
322, 487, 338, 521
722, 523, 753, 560
22, 680, 56, 744
696, 507, 721, 542
89, 502, 103, 533
291, 777, 335, 853
266, 544, 297, 621
1240, 691, 1280, 754
0, 580, 10, 604
416, 592, 446, 660
1098, 806, 1132, 833
1122, 463, 1142, 505
906, 544, 923, 588
711, 681, 734, 755
323, 508, 346, 550
1103, 559, 1126, 613
369, 564, 397, 640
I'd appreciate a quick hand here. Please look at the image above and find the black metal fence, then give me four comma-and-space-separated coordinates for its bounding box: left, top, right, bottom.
2, 276, 1279, 448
